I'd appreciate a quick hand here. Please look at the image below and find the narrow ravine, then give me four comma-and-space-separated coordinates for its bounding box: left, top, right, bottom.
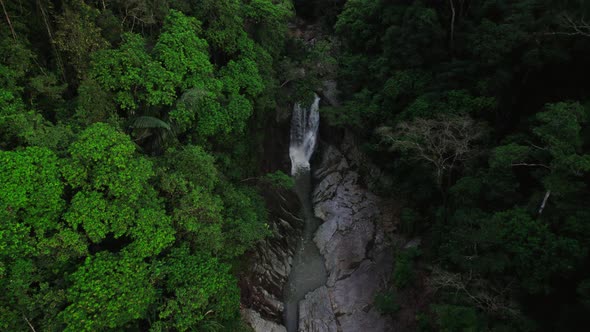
283, 95, 328, 332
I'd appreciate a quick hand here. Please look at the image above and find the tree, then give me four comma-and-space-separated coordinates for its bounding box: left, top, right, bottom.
0, 147, 64, 245
156, 146, 268, 258
0, 89, 42, 148
74, 78, 117, 126
187, 0, 244, 56
60, 252, 156, 331
62, 123, 174, 257
0, 146, 87, 264
0, 36, 34, 94
491, 102, 590, 211
0, 147, 84, 332
63, 122, 153, 199
91, 32, 176, 110
54, 2, 109, 80
218, 182, 269, 259
377, 115, 484, 188
153, 9, 213, 89
243, 0, 293, 56
489, 209, 582, 293
152, 246, 240, 331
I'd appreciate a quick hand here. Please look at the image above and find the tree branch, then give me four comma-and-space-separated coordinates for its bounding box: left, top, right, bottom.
37, 0, 66, 81
23, 315, 37, 332
449, 0, 456, 48
538, 190, 551, 215
511, 163, 551, 170
546, 13, 590, 37
0, 0, 16, 40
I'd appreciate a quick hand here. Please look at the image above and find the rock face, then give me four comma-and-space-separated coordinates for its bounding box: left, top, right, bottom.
298, 286, 338, 332
240, 95, 305, 331
242, 309, 288, 332
239, 182, 304, 330
297, 143, 395, 332
319, 80, 340, 107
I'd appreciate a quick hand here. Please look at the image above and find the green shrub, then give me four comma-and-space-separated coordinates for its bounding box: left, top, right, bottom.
393, 247, 420, 289
263, 170, 294, 189
374, 290, 400, 315
400, 207, 420, 235
433, 304, 481, 332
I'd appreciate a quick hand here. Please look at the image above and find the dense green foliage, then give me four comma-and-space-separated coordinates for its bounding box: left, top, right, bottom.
0, 1, 293, 330
5, 0, 590, 331
315, 0, 590, 330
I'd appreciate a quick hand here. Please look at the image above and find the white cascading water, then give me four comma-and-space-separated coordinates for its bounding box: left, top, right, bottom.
289, 94, 321, 175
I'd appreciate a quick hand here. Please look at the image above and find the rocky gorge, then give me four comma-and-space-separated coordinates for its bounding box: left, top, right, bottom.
297, 142, 395, 332
240, 105, 399, 331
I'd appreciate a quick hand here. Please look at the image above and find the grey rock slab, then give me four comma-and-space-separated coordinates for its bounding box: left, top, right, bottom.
337, 307, 395, 332
330, 260, 383, 315
306, 142, 396, 332
312, 171, 342, 206
313, 146, 348, 181
298, 286, 338, 332
313, 216, 338, 254
242, 309, 287, 332
320, 80, 340, 107
322, 220, 375, 286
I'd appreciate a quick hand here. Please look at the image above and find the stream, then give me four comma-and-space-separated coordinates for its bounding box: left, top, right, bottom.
283, 95, 328, 332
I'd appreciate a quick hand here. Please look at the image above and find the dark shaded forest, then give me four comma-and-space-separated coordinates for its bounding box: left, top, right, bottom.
318, 0, 590, 331
2, 0, 590, 331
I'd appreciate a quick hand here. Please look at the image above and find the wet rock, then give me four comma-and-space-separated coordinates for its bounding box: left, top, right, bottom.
312, 145, 348, 182
404, 238, 422, 249
316, 219, 375, 286
331, 258, 392, 318
319, 80, 340, 107
242, 309, 288, 332
312, 148, 383, 286
337, 307, 395, 332
239, 183, 304, 323
296, 141, 395, 332
298, 286, 338, 332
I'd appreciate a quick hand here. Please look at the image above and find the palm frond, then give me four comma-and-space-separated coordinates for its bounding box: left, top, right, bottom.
131, 116, 171, 131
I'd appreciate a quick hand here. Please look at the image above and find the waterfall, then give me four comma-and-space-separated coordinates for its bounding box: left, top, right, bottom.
284, 94, 327, 332
289, 95, 320, 175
